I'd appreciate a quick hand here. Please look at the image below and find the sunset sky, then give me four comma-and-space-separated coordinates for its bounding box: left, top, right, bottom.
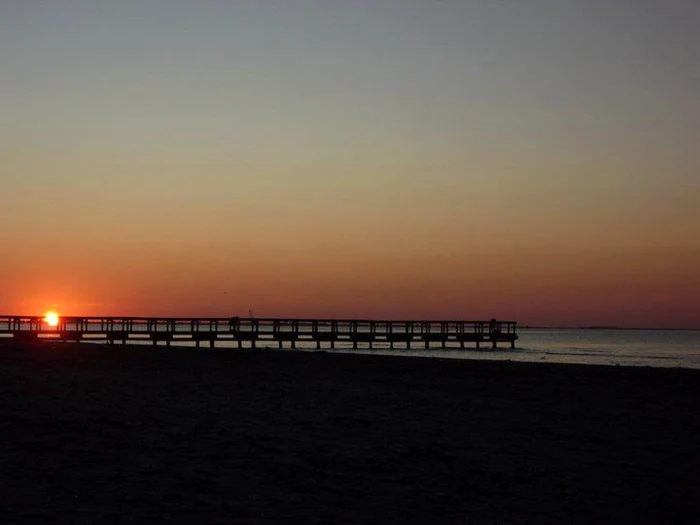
1, 1, 698, 328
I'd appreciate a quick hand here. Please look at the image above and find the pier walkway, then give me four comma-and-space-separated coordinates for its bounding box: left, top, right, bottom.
0, 316, 518, 350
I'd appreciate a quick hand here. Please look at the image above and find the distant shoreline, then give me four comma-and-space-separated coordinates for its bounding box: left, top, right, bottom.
520, 325, 700, 331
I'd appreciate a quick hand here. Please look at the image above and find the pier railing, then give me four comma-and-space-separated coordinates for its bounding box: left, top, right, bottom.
0, 316, 518, 350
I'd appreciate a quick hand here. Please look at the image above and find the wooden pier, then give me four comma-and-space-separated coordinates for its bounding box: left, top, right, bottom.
0, 316, 518, 350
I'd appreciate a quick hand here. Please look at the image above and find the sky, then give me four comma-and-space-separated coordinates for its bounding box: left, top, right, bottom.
1, 0, 698, 328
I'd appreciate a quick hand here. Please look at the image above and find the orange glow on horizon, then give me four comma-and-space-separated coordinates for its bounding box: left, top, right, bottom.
43, 311, 60, 327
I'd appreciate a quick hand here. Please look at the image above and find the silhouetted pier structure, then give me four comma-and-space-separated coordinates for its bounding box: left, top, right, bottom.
0, 316, 518, 350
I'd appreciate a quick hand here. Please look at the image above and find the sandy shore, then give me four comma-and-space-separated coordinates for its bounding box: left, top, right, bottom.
1, 340, 698, 523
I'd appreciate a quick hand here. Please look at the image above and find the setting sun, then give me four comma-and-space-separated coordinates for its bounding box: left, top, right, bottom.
43, 311, 60, 327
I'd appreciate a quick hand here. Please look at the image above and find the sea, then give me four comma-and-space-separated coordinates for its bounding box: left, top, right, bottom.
299, 328, 700, 370
135, 327, 700, 369
4, 322, 700, 370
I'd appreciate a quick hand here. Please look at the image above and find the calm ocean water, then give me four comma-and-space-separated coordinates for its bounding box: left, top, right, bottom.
305, 329, 700, 370
7, 323, 700, 369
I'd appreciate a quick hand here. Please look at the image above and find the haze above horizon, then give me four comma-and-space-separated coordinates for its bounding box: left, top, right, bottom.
2, 1, 698, 329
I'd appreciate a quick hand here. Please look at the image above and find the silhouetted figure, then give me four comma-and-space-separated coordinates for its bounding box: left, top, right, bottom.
489, 318, 501, 336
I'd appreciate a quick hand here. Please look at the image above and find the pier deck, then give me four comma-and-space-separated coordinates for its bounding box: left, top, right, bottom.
0, 316, 518, 350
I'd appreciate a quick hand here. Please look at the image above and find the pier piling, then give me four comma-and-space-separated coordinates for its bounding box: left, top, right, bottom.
0, 316, 518, 351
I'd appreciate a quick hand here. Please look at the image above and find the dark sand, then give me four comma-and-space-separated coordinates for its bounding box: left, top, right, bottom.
1, 340, 698, 524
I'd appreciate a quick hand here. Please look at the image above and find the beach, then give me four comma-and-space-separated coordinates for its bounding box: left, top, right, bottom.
1, 340, 698, 523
